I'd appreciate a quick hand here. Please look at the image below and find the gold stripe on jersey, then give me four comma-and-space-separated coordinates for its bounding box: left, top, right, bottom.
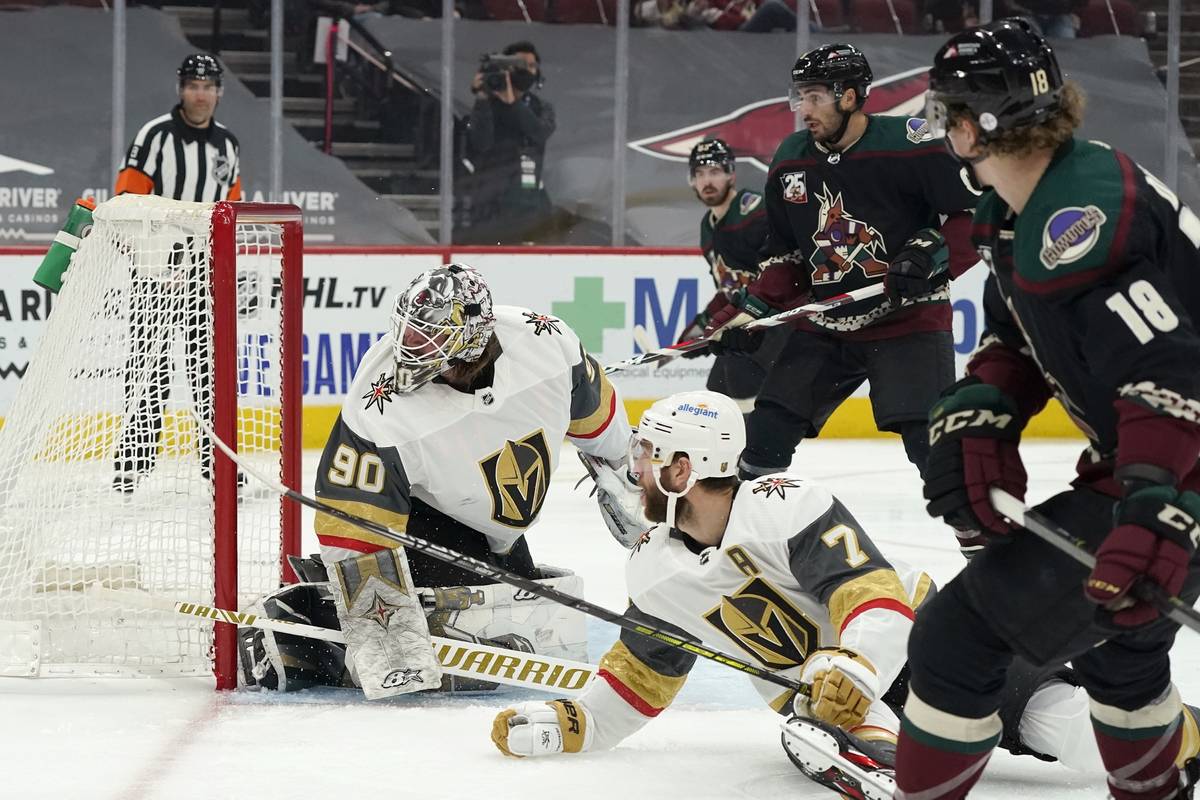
599, 640, 688, 713
826, 569, 913, 634
769, 688, 798, 715
911, 571, 935, 610
567, 357, 616, 438
315, 497, 409, 550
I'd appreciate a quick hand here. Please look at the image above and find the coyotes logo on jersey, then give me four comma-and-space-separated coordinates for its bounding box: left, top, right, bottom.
809, 185, 889, 285
709, 252, 756, 294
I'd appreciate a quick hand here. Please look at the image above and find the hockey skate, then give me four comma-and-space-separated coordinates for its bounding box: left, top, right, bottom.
780, 716, 896, 800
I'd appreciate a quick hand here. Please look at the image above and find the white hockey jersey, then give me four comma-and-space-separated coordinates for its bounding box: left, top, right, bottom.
314, 306, 630, 562
571, 474, 933, 751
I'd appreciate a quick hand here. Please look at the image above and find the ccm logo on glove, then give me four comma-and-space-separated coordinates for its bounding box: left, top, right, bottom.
1157, 505, 1200, 548
929, 408, 1015, 445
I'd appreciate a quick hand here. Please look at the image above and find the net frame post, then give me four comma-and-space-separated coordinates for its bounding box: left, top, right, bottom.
210, 202, 303, 690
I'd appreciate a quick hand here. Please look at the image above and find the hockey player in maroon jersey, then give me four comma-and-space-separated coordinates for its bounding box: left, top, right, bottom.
896, 19, 1200, 800
678, 138, 788, 419
701, 43, 985, 554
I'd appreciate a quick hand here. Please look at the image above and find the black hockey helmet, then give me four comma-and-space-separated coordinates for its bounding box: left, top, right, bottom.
927, 17, 1063, 141
689, 139, 735, 176
789, 43, 873, 110
178, 53, 224, 86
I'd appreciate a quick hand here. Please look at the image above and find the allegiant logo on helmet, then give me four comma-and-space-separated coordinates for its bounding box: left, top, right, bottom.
677, 402, 719, 419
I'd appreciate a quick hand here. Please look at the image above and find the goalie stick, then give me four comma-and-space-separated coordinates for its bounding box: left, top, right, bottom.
194, 412, 812, 698
604, 283, 885, 374
990, 488, 1200, 635
88, 585, 597, 694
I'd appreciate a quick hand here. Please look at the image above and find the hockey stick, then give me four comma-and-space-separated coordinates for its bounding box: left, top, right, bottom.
89, 584, 597, 695
631, 324, 656, 355
604, 283, 885, 374
990, 488, 1200, 634
195, 413, 811, 697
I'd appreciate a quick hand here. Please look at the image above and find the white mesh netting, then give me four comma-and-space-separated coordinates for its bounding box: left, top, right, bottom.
0, 195, 294, 678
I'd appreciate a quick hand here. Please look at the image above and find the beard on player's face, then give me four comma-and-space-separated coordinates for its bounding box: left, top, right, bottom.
691, 169, 734, 208
641, 470, 692, 526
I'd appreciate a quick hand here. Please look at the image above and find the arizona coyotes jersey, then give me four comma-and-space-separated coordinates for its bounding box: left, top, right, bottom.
567, 475, 930, 751
758, 115, 979, 339
970, 139, 1200, 490
700, 189, 768, 297
314, 306, 630, 562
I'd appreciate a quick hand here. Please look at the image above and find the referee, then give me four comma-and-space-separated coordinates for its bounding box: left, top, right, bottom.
112, 53, 242, 493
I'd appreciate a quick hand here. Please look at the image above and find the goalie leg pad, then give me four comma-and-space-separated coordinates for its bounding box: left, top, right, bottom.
329, 547, 442, 700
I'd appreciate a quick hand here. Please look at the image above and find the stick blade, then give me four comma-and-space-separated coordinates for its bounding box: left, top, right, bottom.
989, 487, 1026, 527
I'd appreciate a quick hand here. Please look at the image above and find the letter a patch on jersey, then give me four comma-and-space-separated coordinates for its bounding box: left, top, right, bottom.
479, 429, 552, 528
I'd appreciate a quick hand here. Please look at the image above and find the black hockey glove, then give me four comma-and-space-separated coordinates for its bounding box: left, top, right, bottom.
676, 313, 711, 360
923, 376, 1026, 538
707, 326, 763, 357
884, 228, 949, 304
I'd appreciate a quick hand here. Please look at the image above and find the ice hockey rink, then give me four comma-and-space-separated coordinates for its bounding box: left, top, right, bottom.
6, 438, 1200, 800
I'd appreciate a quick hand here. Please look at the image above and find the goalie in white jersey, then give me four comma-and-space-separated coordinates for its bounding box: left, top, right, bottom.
239, 264, 633, 700
491, 390, 1200, 796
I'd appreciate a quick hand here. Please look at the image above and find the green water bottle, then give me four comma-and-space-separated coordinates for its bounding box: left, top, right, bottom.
34, 196, 97, 294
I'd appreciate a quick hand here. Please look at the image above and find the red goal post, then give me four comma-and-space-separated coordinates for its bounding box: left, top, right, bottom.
0, 197, 302, 689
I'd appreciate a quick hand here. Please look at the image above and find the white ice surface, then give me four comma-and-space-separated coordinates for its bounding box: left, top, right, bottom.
7, 439, 1200, 799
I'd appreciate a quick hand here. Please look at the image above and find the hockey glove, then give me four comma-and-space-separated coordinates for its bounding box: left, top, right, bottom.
579, 452, 652, 548
676, 312, 711, 360
923, 376, 1026, 537
702, 288, 773, 340
707, 326, 763, 357
1085, 484, 1200, 628
795, 648, 879, 731
884, 228, 949, 304
492, 700, 593, 757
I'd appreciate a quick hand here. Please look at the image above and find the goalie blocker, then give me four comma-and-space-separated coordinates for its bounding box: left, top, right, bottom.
239, 554, 587, 694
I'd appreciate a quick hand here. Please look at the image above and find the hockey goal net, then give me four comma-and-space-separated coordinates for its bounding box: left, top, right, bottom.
0, 195, 302, 688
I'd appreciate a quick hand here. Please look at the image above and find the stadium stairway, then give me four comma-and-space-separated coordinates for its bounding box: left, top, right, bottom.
165, 0, 441, 238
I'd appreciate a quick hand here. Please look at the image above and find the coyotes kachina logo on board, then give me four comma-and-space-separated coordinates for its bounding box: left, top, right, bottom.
628, 67, 930, 171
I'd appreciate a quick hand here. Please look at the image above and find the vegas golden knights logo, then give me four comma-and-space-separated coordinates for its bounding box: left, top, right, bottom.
479, 430, 552, 528
703, 577, 820, 670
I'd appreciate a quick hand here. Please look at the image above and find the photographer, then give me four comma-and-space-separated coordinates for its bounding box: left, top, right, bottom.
459, 41, 557, 245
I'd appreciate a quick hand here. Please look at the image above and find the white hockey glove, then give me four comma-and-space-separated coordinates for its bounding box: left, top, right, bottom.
492, 700, 593, 758
577, 452, 652, 548
794, 648, 880, 730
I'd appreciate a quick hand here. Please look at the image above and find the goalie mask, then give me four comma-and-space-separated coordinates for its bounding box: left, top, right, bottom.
390, 264, 496, 392
628, 390, 745, 528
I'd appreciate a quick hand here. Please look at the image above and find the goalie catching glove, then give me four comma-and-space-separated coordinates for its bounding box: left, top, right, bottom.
492, 700, 593, 757
578, 452, 651, 547
794, 648, 880, 731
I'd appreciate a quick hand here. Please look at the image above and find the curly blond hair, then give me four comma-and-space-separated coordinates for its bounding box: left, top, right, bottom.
951, 80, 1086, 160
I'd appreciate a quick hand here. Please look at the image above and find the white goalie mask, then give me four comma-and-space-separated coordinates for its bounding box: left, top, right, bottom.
628, 390, 746, 528
390, 263, 496, 393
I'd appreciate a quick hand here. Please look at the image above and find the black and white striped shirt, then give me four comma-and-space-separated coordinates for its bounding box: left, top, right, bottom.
116, 105, 242, 202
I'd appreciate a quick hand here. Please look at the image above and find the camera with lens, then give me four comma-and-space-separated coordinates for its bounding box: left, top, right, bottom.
479, 53, 537, 93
